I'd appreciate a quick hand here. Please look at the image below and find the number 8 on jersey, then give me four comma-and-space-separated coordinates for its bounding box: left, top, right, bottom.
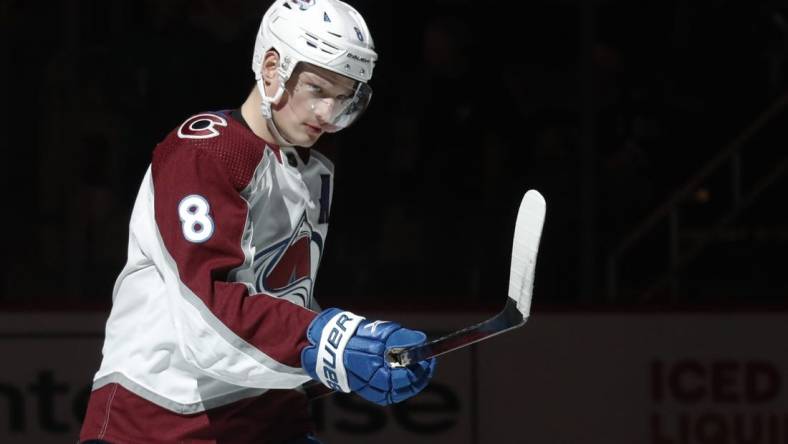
178, 195, 215, 243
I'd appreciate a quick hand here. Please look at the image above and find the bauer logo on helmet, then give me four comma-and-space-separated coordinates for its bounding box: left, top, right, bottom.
346, 52, 371, 64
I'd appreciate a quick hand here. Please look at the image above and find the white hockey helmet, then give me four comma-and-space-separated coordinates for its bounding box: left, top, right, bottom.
252, 0, 378, 132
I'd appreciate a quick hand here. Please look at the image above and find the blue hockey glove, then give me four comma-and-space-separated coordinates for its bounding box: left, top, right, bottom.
301, 308, 436, 405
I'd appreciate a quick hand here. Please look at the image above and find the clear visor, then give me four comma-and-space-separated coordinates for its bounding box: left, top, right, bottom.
288, 72, 373, 133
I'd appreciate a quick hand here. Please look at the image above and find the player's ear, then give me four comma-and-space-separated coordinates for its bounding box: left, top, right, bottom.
261, 50, 280, 88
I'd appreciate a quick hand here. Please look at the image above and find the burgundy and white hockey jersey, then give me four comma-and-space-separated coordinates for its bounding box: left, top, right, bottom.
80, 111, 333, 443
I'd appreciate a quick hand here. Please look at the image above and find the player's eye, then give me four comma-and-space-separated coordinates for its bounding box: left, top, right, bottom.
306, 83, 323, 95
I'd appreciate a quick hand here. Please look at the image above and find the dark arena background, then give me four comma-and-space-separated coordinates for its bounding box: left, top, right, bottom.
2, 0, 788, 443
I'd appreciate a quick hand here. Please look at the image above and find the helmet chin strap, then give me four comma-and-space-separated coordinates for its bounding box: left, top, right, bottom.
255, 75, 295, 147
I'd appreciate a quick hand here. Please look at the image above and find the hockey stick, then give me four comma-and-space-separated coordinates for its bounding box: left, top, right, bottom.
305, 189, 546, 398
385, 189, 545, 366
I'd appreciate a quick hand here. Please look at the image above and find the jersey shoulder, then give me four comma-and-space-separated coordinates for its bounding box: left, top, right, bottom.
153, 111, 275, 191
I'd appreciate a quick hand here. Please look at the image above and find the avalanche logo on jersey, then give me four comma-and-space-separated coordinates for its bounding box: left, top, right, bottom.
177, 114, 227, 139
252, 212, 323, 307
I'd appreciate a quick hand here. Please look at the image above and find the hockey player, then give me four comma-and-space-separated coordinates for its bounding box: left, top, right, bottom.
78, 1, 435, 443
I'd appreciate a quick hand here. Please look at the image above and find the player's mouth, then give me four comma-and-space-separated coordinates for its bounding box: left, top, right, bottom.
304, 123, 323, 136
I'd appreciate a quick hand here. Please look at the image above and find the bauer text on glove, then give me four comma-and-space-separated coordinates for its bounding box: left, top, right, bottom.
301, 309, 436, 405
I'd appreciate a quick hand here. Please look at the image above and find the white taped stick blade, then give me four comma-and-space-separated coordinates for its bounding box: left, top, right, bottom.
508, 190, 546, 318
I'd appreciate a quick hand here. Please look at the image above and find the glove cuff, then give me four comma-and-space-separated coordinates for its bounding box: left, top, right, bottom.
310, 309, 365, 392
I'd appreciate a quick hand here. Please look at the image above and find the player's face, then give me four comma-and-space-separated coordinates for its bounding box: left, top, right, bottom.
272, 63, 358, 147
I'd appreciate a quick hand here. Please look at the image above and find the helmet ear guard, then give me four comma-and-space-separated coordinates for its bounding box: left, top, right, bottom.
252, 0, 377, 133
254, 50, 288, 120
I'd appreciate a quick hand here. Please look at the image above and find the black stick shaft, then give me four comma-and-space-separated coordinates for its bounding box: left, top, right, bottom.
386, 298, 525, 366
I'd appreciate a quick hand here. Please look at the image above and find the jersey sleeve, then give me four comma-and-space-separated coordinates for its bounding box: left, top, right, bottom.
150, 134, 316, 388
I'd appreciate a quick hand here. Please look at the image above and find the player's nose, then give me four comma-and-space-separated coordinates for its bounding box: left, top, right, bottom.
312, 99, 335, 123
